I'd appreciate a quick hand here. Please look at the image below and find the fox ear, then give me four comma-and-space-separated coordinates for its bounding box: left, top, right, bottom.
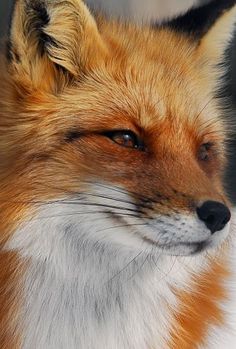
165, 0, 236, 64
7, 0, 107, 91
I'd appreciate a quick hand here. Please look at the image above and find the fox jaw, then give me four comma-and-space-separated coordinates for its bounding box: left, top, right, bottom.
0, 0, 236, 348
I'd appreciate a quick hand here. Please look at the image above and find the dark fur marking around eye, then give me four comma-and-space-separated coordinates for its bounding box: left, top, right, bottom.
65, 131, 83, 143
157, 0, 236, 40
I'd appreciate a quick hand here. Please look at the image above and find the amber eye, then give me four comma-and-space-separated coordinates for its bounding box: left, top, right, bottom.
198, 142, 213, 161
104, 130, 145, 151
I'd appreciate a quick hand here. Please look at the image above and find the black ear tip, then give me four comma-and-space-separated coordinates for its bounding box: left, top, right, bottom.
27, 1, 51, 29
9, 0, 50, 37
24, 1, 57, 56
159, 0, 236, 40
7, 0, 56, 59
24, 1, 50, 33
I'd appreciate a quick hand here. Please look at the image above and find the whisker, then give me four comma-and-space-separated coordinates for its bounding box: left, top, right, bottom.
83, 181, 151, 203
106, 251, 144, 284
23, 211, 141, 224
127, 251, 149, 281
79, 192, 137, 206
194, 98, 214, 123
58, 201, 144, 214
96, 223, 146, 233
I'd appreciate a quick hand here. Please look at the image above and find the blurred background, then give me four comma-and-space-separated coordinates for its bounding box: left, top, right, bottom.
0, 0, 235, 202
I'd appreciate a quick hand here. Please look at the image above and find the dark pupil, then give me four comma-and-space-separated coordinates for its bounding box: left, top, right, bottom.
122, 134, 134, 147
112, 132, 137, 148
104, 130, 144, 150
199, 143, 212, 161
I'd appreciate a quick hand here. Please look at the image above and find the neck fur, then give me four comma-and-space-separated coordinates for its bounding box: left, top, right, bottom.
8, 201, 211, 349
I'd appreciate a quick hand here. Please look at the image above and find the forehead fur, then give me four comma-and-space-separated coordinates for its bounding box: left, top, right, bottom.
0, 0, 235, 166
0, 23, 222, 137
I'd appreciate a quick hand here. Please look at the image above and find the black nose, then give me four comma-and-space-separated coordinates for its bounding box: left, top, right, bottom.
197, 201, 231, 234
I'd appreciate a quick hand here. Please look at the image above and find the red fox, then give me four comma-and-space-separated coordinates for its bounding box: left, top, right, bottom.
0, 0, 236, 348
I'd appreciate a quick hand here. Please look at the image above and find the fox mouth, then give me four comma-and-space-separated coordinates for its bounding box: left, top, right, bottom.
137, 213, 231, 257
142, 237, 215, 256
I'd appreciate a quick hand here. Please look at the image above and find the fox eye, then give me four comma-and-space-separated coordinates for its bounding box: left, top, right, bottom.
198, 142, 213, 161
104, 130, 145, 151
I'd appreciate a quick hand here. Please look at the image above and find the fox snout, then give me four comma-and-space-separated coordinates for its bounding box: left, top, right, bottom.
197, 201, 231, 235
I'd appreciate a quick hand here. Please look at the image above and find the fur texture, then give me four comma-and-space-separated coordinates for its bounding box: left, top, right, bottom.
0, 0, 236, 348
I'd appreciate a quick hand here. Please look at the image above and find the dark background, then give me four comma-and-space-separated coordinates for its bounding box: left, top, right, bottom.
0, 1, 235, 202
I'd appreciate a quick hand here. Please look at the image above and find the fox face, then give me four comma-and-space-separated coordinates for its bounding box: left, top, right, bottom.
1, 2, 236, 349
0, 0, 235, 258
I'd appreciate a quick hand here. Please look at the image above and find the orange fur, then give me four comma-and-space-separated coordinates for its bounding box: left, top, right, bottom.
0, 252, 25, 349
169, 254, 230, 349
0, 1, 236, 348
169, 256, 230, 348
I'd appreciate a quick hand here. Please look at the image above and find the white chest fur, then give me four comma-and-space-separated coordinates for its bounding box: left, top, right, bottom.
8, 201, 236, 349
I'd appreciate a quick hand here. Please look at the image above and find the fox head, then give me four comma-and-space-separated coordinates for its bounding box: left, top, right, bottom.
0, 0, 236, 256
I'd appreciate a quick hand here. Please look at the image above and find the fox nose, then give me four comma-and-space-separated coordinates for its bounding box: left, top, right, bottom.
197, 201, 231, 234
